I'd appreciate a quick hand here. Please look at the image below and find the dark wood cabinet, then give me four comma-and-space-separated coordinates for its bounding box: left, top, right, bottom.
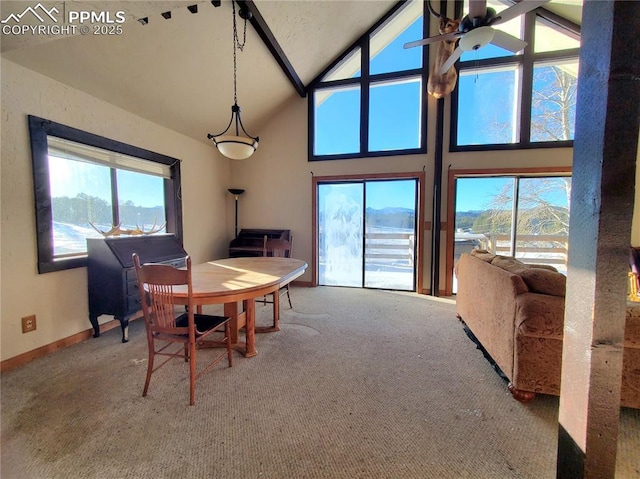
229, 229, 290, 257
87, 235, 187, 342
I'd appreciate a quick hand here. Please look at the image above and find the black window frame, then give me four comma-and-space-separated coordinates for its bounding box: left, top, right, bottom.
28, 115, 183, 273
308, 0, 430, 162
449, 2, 581, 152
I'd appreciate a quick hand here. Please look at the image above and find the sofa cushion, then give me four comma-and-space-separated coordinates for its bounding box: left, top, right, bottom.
528, 264, 558, 272
470, 248, 496, 263
520, 267, 566, 297
491, 255, 528, 275
627, 303, 640, 346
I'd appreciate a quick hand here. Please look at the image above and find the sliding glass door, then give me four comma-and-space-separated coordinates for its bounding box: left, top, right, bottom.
452, 175, 571, 293
318, 182, 364, 287
318, 179, 417, 291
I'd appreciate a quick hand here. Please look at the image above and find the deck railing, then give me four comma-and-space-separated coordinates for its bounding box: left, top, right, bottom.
364, 232, 415, 266
485, 234, 569, 266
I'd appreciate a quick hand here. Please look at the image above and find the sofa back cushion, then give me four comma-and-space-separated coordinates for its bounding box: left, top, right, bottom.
491, 255, 529, 275
520, 267, 566, 297
470, 248, 496, 263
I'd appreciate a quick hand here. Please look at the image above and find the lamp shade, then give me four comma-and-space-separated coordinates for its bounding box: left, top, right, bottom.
214, 135, 259, 160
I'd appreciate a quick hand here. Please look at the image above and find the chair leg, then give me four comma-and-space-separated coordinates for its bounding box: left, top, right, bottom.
226, 322, 233, 367
285, 284, 292, 309
189, 341, 197, 406
143, 341, 155, 398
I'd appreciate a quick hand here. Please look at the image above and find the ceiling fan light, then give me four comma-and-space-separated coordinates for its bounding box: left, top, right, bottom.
213, 135, 259, 160
459, 26, 495, 51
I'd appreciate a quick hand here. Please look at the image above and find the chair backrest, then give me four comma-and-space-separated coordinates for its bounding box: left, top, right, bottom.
263, 236, 293, 258
133, 253, 192, 334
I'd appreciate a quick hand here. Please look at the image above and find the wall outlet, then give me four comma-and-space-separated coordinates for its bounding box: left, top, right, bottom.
22, 315, 37, 333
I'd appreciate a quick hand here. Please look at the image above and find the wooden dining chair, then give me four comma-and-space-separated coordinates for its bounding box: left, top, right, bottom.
260, 236, 294, 330
133, 253, 232, 405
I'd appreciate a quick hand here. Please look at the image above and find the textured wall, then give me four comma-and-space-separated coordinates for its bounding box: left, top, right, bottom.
0, 59, 231, 362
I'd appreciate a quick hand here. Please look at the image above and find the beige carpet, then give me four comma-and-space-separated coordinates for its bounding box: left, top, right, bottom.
1, 286, 639, 478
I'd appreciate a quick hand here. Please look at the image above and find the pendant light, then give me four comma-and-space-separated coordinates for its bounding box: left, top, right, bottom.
207, 2, 259, 160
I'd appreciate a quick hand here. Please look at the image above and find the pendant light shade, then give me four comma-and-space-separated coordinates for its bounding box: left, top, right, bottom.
208, 3, 259, 160
212, 135, 258, 161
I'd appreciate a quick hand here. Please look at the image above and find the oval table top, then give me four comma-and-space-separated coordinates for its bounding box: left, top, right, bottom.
174, 257, 308, 303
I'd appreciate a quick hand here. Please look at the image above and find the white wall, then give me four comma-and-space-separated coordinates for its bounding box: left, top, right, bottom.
1, 59, 231, 362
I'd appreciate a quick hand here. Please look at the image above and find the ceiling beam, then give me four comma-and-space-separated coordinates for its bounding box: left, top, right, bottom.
237, 1, 307, 98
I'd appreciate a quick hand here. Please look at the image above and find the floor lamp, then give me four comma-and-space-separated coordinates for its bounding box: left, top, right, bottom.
228, 189, 245, 238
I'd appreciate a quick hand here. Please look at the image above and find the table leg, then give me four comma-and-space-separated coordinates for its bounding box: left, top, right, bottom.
224, 302, 240, 344
244, 298, 257, 357
222, 301, 256, 358
273, 289, 280, 331
256, 287, 281, 333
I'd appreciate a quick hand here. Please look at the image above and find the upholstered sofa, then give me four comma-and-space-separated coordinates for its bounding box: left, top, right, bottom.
454, 250, 640, 409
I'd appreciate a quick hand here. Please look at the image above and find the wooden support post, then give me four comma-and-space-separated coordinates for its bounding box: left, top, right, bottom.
557, 1, 640, 477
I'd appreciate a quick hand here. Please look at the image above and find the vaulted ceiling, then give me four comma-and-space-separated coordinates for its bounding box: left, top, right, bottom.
0, 0, 582, 146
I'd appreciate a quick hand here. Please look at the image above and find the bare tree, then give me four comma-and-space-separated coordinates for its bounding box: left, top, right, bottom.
472, 177, 571, 261
531, 65, 578, 142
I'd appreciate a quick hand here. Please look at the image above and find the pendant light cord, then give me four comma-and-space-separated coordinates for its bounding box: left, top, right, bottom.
232, 1, 248, 106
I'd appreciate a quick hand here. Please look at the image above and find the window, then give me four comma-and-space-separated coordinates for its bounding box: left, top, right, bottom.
369, 77, 422, 151
314, 85, 361, 156
29, 116, 183, 273
451, 173, 571, 293
452, 0, 580, 150
456, 65, 520, 145
531, 59, 578, 142
309, 0, 427, 160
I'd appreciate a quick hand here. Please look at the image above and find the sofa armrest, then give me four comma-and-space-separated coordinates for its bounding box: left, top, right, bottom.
455, 253, 528, 381
515, 293, 565, 338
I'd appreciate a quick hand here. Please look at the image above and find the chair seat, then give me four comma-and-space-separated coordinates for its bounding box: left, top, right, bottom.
175, 313, 229, 336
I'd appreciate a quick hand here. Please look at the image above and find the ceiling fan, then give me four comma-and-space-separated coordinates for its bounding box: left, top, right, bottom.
404, 0, 551, 74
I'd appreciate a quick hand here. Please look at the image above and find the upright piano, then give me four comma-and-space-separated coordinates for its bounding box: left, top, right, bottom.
229, 228, 291, 257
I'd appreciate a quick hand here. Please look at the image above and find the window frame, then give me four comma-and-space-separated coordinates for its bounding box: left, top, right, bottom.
449, 3, 580, 152
444, 165, 572, 296
28, 115, 183, 273
308, 0, 429, 162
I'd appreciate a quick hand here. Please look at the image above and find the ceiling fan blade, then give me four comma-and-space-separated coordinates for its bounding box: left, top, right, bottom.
468, 0, 487, 21
492, 0, 550, 26
439, 47, 463, 75
490, 29, 528, 53
403, 31, 461, 49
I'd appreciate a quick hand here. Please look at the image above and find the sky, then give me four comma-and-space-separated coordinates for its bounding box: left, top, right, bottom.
456, 176, 571, 212
49, 155, 165, 208
455, 177, 512, 212
318, 179, 417, 213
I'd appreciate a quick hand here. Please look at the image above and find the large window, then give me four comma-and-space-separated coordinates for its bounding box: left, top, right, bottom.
452, 0, 580, 150
29, 116, 183, 273
451, 173, 571, 293
309, 0, 428, 161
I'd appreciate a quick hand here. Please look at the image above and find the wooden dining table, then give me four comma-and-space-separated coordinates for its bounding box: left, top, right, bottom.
171, 257, 307, 357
